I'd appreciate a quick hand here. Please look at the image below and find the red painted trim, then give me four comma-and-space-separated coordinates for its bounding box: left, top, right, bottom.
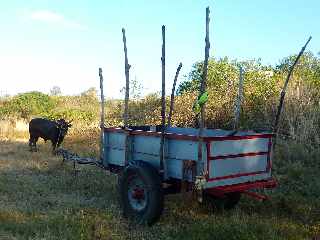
104, 128, 273, 143
204, 188, 225, 198
130, 130, 161, 137
207, 178, 277, 193
165, 133, 199, 141
207, 170, 267, 181
105, 127, 199, 141
204, 134, 273, 142
209, 151, 269, 161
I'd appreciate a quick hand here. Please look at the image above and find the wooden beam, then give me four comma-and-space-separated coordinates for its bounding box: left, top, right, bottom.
99, 68, 105, 162
233, 66, 244, 130
160, 25, 166, 176
198, 7, 210, 166
199, 7, 210, 130
273, 36, 312, 145
168, 62, 182, 126
122, 28, 131, 127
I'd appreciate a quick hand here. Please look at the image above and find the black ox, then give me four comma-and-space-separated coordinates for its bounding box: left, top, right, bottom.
29, 118, 72, 153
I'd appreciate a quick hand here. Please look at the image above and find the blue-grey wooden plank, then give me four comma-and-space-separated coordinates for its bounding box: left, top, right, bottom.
107, 148, 126, 166
132, 153, 160, 169
167, 139, 198, 161
209, 155, 268, 178
132, 135, 161, 168
210, 138, 269, 157
133, 135, 160, 154
166, 158, 183, 179
103, 132, 126, 166
165, 127, 270, 137
108, 132, 126, 147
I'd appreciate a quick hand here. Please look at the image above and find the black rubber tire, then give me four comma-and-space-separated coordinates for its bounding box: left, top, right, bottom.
223, 192, 241, 210
203, 191, 241, 211
118, 161, 164, 225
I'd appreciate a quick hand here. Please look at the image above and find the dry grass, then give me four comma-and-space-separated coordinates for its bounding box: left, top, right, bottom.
0, 125, 319, 239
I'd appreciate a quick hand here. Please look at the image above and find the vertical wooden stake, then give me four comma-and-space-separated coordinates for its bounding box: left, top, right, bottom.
273, 36, 311, 148
122, 28, 131, 166
99, 68, 105, 162
122, 28, 131, 127
160, 25, 166, 176
200, 7, 210, 128
168, 62, 182, 127
233, 66, 244, 130
197, 7, 210, 168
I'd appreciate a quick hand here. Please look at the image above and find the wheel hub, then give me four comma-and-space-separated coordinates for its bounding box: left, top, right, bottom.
128, 176, 148, 211
132, 188, 145, 200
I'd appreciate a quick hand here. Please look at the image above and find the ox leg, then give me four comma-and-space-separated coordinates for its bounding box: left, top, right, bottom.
33, 137, 39, 152
28, 138, 33, 152
56, 139, 63, 149
53, 139, 63, 155
29, 136, 38, 152
52, 141, 58, 155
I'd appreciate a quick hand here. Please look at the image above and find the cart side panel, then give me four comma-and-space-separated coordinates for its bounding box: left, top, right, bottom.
103, 131, 126, 166
132, 135, 202, 180
165, 138, 199, 180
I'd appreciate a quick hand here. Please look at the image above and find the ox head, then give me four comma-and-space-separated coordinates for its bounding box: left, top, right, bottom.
56, 119, 72, 138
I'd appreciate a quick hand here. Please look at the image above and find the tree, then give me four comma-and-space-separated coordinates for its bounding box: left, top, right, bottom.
176, 57, 239, 95
177, 57, 277, 97
275, 51, 320, 90
50, 86, 62, 96
120, 76, 143, 99
81, 87, 98, 99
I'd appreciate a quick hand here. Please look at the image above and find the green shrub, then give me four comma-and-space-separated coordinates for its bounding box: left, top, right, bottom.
0, 92, 56, 120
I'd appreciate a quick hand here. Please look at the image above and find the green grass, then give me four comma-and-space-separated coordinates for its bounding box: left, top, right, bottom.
0, 130, 319, 240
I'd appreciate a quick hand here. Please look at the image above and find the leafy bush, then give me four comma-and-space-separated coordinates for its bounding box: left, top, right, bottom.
0, 90, 99, 124
0, 92, 56, 120
44, 109, 96, 123
176, 52, 320, 136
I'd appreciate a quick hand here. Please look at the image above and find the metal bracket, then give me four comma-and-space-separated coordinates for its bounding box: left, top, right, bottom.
183, 160, 196, 182
194, 175, 206, 203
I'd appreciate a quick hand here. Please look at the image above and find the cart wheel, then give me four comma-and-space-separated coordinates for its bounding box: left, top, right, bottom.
118, 161, 164, 225
203, 191, 241, 211
223, 192, 241, 210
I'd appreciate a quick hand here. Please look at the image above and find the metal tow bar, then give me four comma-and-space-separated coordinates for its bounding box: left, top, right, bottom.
56, 148, 103, 169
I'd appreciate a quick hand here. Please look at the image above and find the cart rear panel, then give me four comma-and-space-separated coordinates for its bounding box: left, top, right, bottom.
204, 134, 272, 189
